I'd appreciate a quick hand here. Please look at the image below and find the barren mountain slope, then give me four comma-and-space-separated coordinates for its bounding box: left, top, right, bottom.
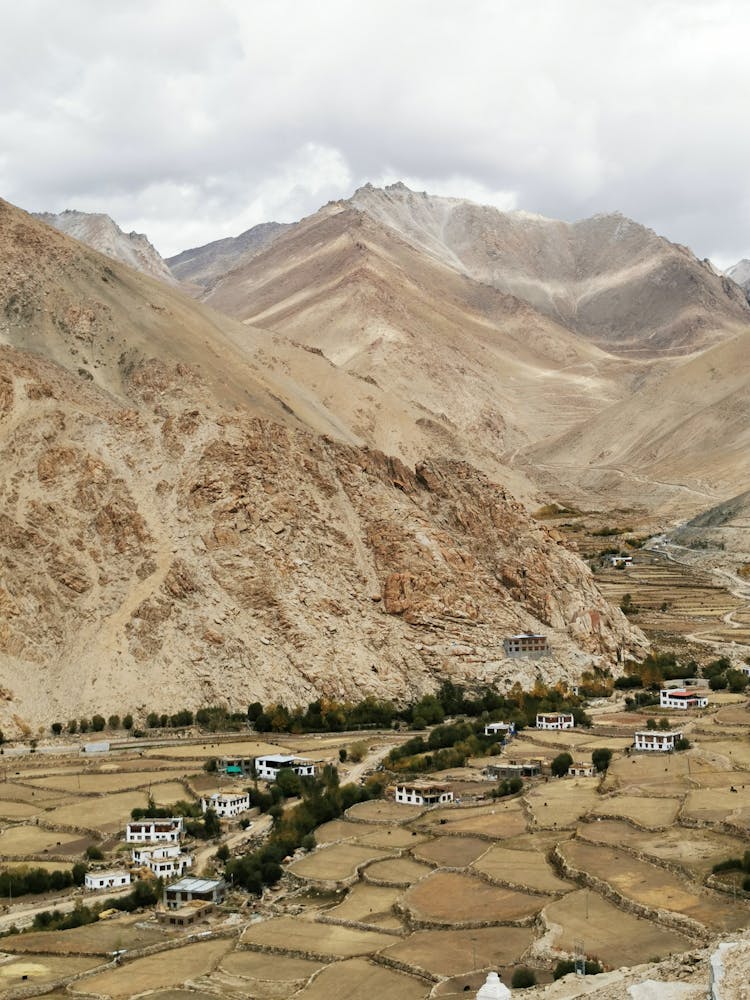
167, 220, 289, 290
34, 209, 178, 286
204, 203, 646, 467
348, 184, 750, 356
0, 200, 644, 732
527, 327, 750, 510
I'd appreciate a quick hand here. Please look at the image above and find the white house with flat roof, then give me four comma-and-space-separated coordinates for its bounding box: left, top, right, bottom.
536, 712, 574, 730
254, 754, 316, 781
126, 817, 183, 843
660, 688, 708, 710
85, 870, 131, 892
201, 791, 250, 818
634, 729, 683, 752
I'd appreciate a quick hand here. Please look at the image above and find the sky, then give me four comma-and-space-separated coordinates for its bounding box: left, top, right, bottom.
1, 0, 749, 264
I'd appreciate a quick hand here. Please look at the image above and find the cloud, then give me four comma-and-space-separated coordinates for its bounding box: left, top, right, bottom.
2, 0, 750, 261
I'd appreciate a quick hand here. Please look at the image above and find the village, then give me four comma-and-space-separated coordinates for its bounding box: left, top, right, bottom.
1, 613, 750, 999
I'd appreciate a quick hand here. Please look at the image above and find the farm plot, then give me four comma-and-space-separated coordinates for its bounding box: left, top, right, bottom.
576, 819, 748, 878
292, 957, 429, 1000
402, 870, 544, 924
543, 888, 693, 968
382, 925, 535, 978
290, 843, 394, 883
472, 845, 572, 894
415, 801, 527, 839
0, 954, 103, 989
590, 794, 683, 828
241, 915, 395, 958
364, 856, 432, 886
25, 770, 195, 795
322, 882, 403, 929
0, 914, 169, 955
682, 785, 750, 828
560, 840, 747, 932
346, 800, 424, 824
218, 949, 323, 987
0, 825, 86, 856
524, 779, 600, 829
413, 836, 490, 868
69, 937, 232, 997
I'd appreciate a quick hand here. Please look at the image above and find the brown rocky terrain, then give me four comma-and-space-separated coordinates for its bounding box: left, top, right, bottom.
0, 201, 644, 734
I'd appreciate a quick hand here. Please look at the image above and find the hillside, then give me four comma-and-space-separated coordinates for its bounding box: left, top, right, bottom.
0, 200, 644, 733
33, 209, 178, 286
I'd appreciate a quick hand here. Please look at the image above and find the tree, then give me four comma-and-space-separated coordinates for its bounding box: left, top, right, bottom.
551, 752, 573, 778
511, 967, 537, 988
91, 715, 105, 732
591, 748, 612, 773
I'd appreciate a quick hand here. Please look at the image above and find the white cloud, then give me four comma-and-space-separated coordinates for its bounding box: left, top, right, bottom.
2, 0, 750, 261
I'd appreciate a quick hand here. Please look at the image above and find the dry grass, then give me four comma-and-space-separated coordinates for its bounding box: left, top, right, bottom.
403, 870, 544, 924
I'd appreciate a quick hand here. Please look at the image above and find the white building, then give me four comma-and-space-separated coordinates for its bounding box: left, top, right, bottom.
126, 817, 183, 843
85, 870, 131, 891
659, 688, 708, 710
394, 782, 453, 806
132, 843, 192, 877
634, 729, 683, 752
536, 712, 574, 731
484, 721, 515, 738
201, 791, 250, 818
254, 754, 316, 781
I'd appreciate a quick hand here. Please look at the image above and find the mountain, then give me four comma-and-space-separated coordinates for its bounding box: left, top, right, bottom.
33, 209, 178, 286
0, 199, 643, 733
167, 221, 289, 291
726, 258, 750, 299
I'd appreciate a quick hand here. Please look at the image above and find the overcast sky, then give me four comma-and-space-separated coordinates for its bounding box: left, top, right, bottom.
2, 0, 749, 264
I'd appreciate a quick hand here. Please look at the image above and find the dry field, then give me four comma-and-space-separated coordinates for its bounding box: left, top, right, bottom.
241, 915, 396, 957
590, 793, 682, 828
69, 937, 232, 997
472, 845, 572, 894
322, 882, 403, 929
382, 925, 535, 978
403, 870, 544, 924
290, 843, 394, 883
291, 957, 428, 1000
543, 888, 693, 967
413, 836, 489, 867
560, 840, 747, 931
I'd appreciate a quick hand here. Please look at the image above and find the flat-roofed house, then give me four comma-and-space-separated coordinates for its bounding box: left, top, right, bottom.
85, 870, 131, 891
164, 876, 226, 909
484, 721, 515, 739
634, 730, 683, 752
503, 633, 550, 658
659, 688, 708, 710
126, 817, 183, 843
394, 782, 453, 806
254, 754, 316, 781
201, 791, 250, 818
536, 712, 574, 731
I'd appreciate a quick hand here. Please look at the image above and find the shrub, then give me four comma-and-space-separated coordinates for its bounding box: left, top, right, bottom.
511, 967, 537, 988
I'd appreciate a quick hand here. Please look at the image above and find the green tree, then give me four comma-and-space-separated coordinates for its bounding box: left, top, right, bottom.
591, 748, 612, 773
551, 752, 573, 777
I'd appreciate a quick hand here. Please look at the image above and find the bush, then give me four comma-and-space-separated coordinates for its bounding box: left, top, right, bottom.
511, 967, 537, 988
551, 752, 573, 778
